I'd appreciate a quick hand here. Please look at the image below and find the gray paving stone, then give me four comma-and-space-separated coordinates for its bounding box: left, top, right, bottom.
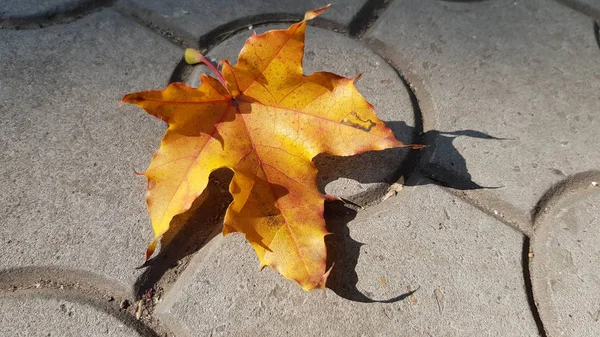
0, 295, 141, 337
117, 0, 369, 42
0, 0, 86, 19
156, 181, 537, 337
531, 183, 600, 337
367, 0, 600, 215
188, 24, 416, 204
0, 9, 181, 287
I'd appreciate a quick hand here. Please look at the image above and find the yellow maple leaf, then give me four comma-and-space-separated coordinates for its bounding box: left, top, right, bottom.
123, 5, 421, 290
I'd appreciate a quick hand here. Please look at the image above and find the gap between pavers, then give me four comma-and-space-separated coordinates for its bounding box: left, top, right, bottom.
366, 0, 600, 218
154, 178, 538, 337
554, 0, 600, 22
530, 171, 600, 337
0, 0, 115, 28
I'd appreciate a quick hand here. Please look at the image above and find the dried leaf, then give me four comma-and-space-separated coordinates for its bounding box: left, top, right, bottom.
123, 5, 421, 290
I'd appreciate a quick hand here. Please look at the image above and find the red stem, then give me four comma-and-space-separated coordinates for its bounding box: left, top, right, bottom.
198, 54, 230, 95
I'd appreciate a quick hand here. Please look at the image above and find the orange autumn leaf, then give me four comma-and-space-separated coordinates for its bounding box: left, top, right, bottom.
123, 5, 421, 291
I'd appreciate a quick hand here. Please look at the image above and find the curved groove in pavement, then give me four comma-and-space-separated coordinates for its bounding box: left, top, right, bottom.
362, 37, 534, 235
522, 238, 549, 337
169, 17, 343, 84
0, 266, 166, 337
531, 170, 600, 226
0, 0, 115, 29
529, 170, 600, 337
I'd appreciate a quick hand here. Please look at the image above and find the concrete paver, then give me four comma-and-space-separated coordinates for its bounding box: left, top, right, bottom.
367, 0, 600, 215
1, 0, 599, 335
0, 294, 141, 337
0, 9, 180, 287
192, 24, 416, 203
156, 181, 537, 337
118, 0, 369, 43
531, 182, 600, 337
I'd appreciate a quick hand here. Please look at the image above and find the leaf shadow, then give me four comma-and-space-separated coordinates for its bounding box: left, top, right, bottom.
133, 168, 233, 299
315, 120, 509, 197
319, 121, 510, 303
133, 169, 291, 299
324, 200, 419, 303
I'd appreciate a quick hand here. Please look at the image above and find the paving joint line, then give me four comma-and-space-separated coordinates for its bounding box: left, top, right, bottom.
595, 21, 600, 51
114, 0, 197, 48
0, 0, 115, 29
152, 224, 226, 337
531, 170, 600, 229
362, 37, 535, 236
554, 0, 600, 22
522, 237, 549, 337
0, 267, 170, 337
528, 172, 600, 337
348, 0, 392, 38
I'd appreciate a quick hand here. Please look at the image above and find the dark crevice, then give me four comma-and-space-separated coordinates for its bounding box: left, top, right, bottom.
554, 0, 600, 23
595, 22, 600, 51
349, 0, 391, 38
522, 238, 549, 337
0, 0, 115, 29
114, 0, 197, 48
531, 171, 600, 224
392, 69, 425, 180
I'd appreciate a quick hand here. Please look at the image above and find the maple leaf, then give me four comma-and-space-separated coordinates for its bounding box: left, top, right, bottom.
123, 5, 422, 290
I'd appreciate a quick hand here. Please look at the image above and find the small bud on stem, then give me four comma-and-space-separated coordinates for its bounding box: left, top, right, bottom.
184, 48, 230, 95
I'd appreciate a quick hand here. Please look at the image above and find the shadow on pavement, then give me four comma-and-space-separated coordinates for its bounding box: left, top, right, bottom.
322, 121, 509, 302
133, 117, 507, 303
133, 169, 233, 299
324, 200, 419, 303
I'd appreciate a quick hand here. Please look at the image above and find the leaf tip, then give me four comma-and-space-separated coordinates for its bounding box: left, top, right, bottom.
324, 194, 341, 202
145, 239, 158, 261
301, 265, 332, 291
133, 168, 145, 177
406, 144, 427, 149
303, 4, 331, 21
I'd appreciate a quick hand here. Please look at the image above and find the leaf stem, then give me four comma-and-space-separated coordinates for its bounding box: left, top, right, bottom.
185, 49, 231, 95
